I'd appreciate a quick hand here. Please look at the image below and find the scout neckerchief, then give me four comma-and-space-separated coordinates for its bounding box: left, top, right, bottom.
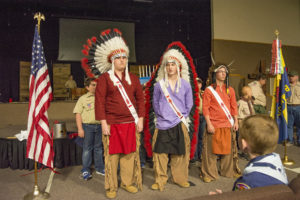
207, 86, 234, 127
159, 79, 189, 130
108, 70, 138, 124
243, 153, 288, 184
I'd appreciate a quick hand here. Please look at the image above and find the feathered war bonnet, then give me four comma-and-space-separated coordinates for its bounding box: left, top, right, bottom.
81, 28, 131, 84
144, 41, 200, 159
155, 44, 189, 93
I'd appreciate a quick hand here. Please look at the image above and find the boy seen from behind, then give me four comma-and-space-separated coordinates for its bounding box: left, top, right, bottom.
233, 115, 288, 190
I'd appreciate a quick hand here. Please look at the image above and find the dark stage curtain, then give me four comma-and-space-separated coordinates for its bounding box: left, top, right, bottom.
0, 138, 82, 170
1, 1, 211, 102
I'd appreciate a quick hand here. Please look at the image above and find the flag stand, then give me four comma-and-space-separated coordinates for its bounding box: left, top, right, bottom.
282, 140, 295, 166
24, 162, 44, 200
24, 12, 50, 200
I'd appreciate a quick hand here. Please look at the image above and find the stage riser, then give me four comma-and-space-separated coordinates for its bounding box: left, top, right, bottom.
0, 102, 76, 129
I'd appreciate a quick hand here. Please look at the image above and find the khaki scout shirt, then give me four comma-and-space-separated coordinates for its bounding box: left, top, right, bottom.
73, 92, 100, 124
65, 80, 77, 89
237, 99, 255, 120
287, 81, 300, 105
248, 80, 266, 107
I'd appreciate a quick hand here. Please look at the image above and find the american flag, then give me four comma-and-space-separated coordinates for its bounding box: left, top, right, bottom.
26, 25, 54, 168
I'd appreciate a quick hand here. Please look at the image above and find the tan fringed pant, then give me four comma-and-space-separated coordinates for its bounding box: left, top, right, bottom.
152, 123, 190, 190
200, 128, 241, 180
102, 127, 142, 192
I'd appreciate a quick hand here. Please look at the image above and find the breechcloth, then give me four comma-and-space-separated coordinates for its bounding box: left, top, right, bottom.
152, 123, 190, 191
102, 125, 142, 192
201, 127, 241, 180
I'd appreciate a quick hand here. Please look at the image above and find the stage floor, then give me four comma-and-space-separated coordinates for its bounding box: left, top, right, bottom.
0, 144, 300, 200
1, 102, 300, 199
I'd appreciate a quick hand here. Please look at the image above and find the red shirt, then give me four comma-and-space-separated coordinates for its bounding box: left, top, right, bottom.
95, 72, 145, 124
203, 84, 238, 128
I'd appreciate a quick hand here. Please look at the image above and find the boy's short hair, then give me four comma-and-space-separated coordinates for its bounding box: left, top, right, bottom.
239, 115, 278, 155
84, 77, 96, 87
241, 85, 251, 97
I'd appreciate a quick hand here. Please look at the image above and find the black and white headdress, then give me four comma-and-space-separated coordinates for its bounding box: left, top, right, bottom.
81, 28, 131, 84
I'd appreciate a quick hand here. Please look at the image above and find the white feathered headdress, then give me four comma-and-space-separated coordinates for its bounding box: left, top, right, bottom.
156, 47, 190, 93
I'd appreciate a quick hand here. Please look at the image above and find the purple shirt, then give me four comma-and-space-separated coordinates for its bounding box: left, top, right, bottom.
153, 78, 193, 130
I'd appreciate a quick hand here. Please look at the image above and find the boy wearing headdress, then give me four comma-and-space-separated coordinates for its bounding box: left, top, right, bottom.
81, 29, 145, 199
143, 42, 199, 191
201, 64, 241, 183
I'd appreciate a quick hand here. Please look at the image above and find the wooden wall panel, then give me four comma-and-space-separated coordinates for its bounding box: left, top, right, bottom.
53, 63, 71, 99
19, 61, 31, 101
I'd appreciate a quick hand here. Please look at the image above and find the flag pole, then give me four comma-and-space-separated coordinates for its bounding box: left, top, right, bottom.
33, 12, 45, 196
283, 141, 295, 165
24, 12, 46, 200
274, 30, 294, 166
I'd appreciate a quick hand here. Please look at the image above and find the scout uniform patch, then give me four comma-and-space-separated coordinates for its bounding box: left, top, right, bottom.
234, 182, 251, 190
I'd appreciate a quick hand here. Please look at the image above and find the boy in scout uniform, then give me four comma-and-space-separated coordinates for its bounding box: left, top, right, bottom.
287, 70, 300, 146
65, 75, 77, 100
248, 74, 267, 114
210, 115, 288, 194
233, 115, 288, 190
73, 78, 104, 180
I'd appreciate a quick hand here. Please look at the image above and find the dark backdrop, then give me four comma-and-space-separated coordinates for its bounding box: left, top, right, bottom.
0, 0, 211, 102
